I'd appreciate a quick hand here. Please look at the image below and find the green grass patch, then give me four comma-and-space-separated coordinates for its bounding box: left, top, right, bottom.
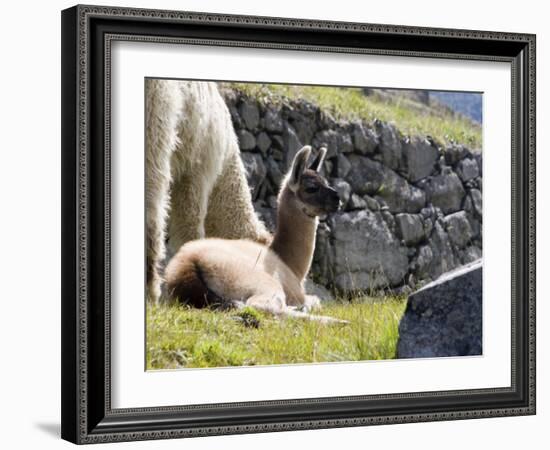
223, 82, 481, 149
146, 297, 407, 370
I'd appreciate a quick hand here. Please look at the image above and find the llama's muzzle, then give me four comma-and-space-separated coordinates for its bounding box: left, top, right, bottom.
325, 187, 341, 212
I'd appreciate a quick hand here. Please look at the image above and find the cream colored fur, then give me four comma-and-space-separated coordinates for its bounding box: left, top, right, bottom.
145, 79, 270, 302
165, 146, 346, 323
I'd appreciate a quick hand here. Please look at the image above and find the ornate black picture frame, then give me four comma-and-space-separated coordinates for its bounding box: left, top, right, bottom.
61, 4, 536, 444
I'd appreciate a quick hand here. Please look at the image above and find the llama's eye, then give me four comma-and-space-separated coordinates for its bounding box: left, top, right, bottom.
304, 186, 319, 194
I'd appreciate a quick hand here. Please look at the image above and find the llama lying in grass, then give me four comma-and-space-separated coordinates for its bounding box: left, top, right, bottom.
164, 146, 345, 323
146, 80, 270, 302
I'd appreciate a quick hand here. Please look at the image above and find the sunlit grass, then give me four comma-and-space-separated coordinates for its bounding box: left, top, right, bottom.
223, 82, 481, 149
146, 297, 406, 370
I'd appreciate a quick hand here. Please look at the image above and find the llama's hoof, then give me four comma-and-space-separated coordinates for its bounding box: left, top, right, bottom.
304, 295, 322, 312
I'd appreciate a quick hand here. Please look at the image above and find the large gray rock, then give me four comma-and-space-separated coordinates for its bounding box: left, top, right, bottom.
310, 222, 334, 286
470, 188, 482, 217
363, 195, 380, 211
256, 131, 272, 155
227, 104, 244, 129
304, 278, 333, 302
395, 213, 425, 246
462, 193, 474, 216
428, 221, 459, 279
332, 178, 352, 208
290, 111, 317, 145
335, 154, 352, 178
422, 216, 434, 237
444, 144, 471, 166
283, 123, 303, 168
456, 158, 480, 182
288, 100, 320, 144
376, 121, 402, 170
443, 211, 473, 249
265, 157, 284, 189
376, 172, 426, 214
380, 209, 396, 234
353, 122, 378, 155
412, 245, 433, 279
346, 155, 425, 213
346, 155, 386, 195
338, 132, 354, 154
264, 107, 284, 133
254, 205, 276, 231
397, 259, 482, 358
318, 110, 336, 129
241, 152, 266, 198
474, 153, 483, 176
460, 246, 482, 264
401, 136, 439, 182
467, 215, 481, 240
271, 134, 284, 150
239, 100, 260, 130
323, 160, 333, 177
237, 129, 256, 151
329, 210, 408, 292
313, 129, 339, 159
347, 193, 367, 210
424, 172, 466, 214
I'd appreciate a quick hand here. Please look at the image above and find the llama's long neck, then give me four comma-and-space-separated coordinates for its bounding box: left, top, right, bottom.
269, 186, 318, 282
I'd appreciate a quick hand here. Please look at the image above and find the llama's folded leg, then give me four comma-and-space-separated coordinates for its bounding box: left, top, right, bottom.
303, 295, 322, 312
245, 293, 347, 324
245, 292, 287, 316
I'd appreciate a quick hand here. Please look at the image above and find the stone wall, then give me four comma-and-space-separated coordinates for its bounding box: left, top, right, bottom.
223, 89, 483, 296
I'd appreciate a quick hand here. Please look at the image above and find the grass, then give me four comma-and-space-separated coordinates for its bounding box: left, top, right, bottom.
223, 82, 482, 149
146, 297, 407, 370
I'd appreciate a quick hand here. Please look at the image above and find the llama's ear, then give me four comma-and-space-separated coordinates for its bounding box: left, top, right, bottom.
289, 145, 311, 187
309, 147, 327, 173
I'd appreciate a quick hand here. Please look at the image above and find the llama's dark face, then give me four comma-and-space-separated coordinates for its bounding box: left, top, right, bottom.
288, 146, 341, 217
296, 170, 340, 216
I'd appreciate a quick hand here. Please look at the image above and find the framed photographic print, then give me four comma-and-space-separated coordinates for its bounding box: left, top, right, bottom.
61, 4, 536, 444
